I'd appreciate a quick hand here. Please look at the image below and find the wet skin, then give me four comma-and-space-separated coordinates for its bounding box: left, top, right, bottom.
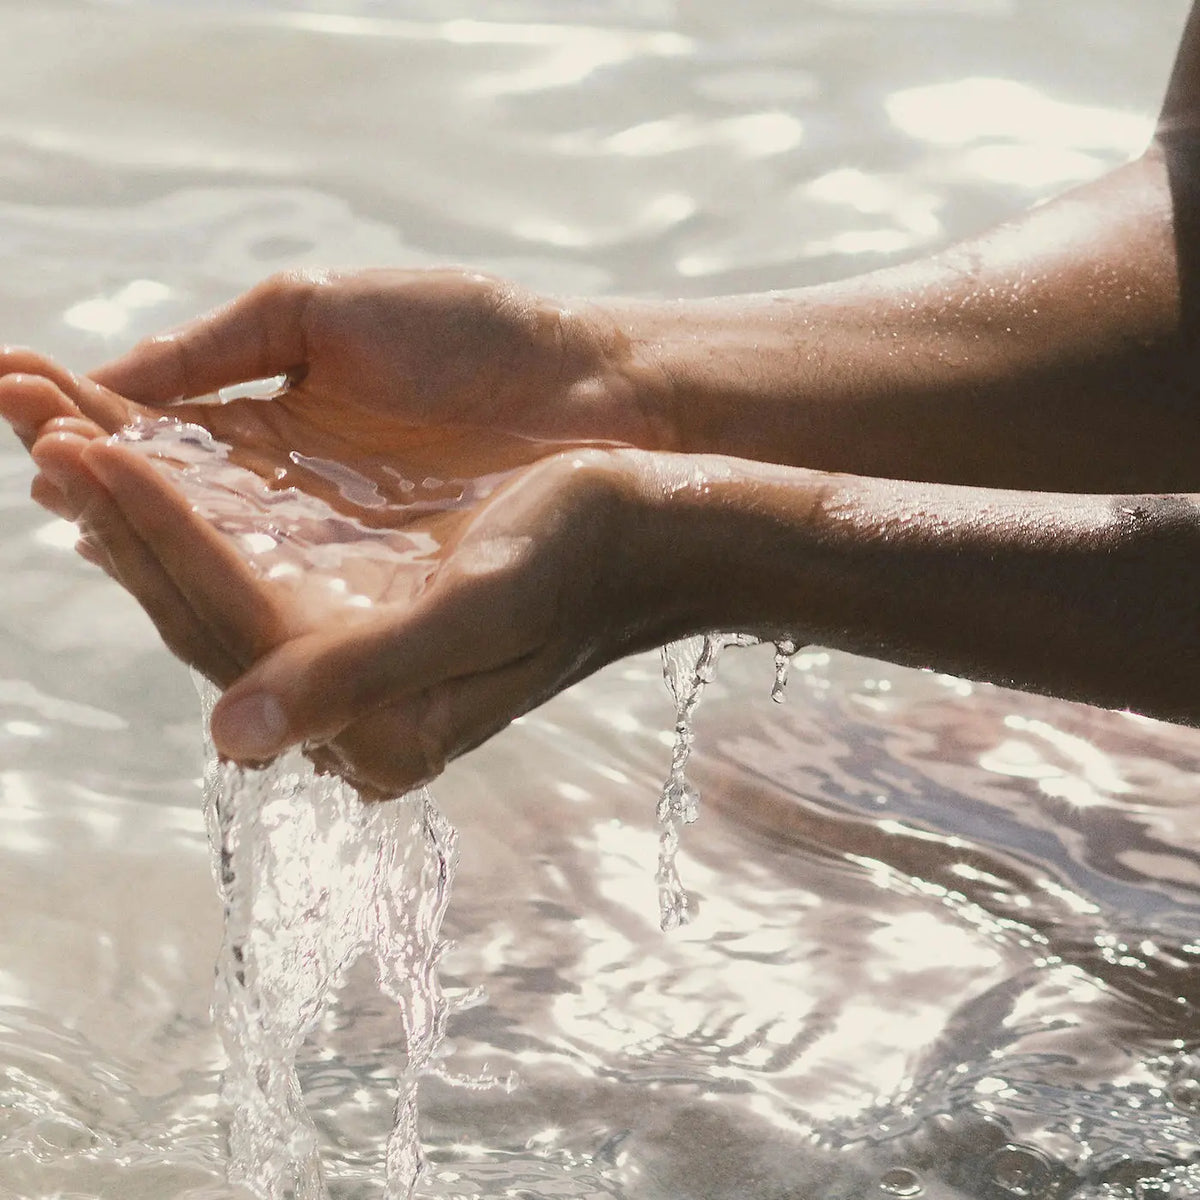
0, 341, 645, 798
7, 3, 1200, 795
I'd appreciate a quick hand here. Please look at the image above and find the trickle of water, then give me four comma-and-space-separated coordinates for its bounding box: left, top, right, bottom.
655, 634, 806, 926
656, 634, 724, 930
879, 1165, 924, 1196
771, 637, 797, 703
198, 680, 461, 1200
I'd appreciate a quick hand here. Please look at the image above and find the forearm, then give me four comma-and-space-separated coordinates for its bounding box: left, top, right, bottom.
620, 452, 1200, 726
598, 148, 1200, 492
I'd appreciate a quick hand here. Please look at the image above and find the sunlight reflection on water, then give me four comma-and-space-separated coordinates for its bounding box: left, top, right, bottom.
2, 0, 1200, 1197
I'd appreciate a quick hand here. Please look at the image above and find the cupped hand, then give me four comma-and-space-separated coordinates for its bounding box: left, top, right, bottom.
201, 445, 661, 797
90, 268, 674, 452
0, 351, 670, 797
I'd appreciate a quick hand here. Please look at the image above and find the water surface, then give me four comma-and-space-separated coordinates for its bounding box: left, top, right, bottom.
1, 1, 1198, 1196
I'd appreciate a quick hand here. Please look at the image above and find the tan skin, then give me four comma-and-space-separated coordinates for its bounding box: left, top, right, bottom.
3, 8, 1200, 798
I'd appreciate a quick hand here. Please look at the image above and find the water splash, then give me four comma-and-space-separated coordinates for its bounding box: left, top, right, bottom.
198, 681, 457, 1200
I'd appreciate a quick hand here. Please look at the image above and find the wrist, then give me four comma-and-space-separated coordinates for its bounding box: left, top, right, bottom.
556, 299, 682, 453
598, 447, 828, 647
584, 293, 832, 466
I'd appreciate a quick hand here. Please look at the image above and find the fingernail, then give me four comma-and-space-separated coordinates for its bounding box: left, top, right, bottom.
213, 693, 288, 761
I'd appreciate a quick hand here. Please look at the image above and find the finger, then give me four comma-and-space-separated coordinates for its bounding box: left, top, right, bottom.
33, 435, 247, 686
30, 472, 79, 522
0, 370, 144, 451
0, 373, 83, 449
43, 414, 109, 441
67, 373, 148, 433
0, 355, 281, 463
75, 535, 115, 575
89, 273, 314, 404
320, 651, 554, 800
0, 346, 80, 390
76, 439, 298, 666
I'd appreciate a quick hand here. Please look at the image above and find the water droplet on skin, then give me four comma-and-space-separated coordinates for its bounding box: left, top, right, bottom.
879, 1167, 923, 1196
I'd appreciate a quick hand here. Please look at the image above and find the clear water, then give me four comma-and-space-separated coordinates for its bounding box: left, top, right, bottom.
112, 412, 513, 622
199, 678, 463, 1200
3, 1, 1200, 1197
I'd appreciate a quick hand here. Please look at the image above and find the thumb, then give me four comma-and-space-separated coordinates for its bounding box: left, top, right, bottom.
89, 272, 313, 404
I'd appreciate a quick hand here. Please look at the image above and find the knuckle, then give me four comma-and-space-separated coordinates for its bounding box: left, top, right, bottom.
255, 269, 324, 308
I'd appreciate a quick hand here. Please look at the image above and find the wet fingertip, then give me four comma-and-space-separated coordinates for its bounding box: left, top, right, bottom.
30, 453, 69, 492
29, 473, 76, 520
0, 346, 35, 374
0, 352, 79, 389
30, 432, 91, 478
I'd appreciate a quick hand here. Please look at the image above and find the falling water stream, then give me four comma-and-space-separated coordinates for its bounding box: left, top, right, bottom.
111, 413, 799, 1197
7, 3, 1200, 1197
202, 721, 456, 1200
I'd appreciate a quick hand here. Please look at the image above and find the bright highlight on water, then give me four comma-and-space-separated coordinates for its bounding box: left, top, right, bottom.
7, 3, 1200, 1197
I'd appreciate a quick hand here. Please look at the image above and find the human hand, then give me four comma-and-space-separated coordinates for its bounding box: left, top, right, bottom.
0, 351, 669, 796
0, 340, 554, 683
90, 268, 675, 452
197, 444, 660, 798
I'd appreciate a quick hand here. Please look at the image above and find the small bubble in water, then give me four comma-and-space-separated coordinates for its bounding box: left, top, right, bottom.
879, 1167, 923, 1196
1168, 1076, 1200, 1109
988, 1146, 1052, 1197
1136, 1178, 1173, 1198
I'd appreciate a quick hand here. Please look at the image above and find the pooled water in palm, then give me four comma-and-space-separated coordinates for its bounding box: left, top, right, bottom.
114, 414, 510, 621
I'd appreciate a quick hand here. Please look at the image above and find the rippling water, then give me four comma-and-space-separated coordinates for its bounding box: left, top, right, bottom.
2, 0, 1198, 1196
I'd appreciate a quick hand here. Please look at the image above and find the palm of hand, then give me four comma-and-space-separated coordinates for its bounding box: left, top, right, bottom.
1, 343, 550, 621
